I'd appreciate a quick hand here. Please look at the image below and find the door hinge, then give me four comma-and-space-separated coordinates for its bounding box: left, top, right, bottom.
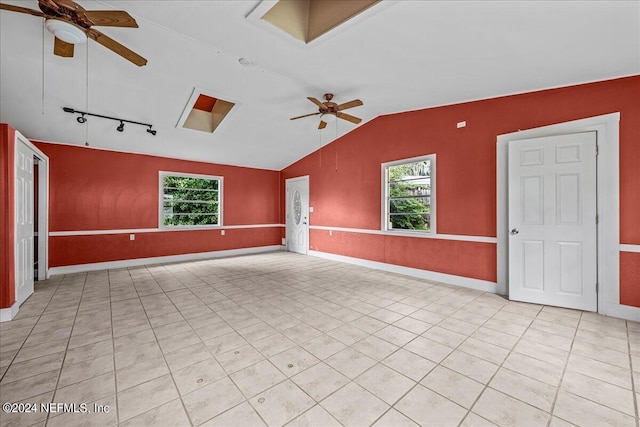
596, 282, 599, 293
596, 214, 599, 224
596, 144, 599, 156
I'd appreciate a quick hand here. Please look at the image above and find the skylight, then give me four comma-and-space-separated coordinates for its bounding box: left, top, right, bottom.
177, 90, 236, 134
249, 0, 381, 44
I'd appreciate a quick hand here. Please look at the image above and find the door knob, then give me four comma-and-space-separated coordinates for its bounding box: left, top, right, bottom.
510, 228, 519, 235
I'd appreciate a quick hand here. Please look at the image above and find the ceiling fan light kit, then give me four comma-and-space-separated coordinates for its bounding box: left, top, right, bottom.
45, 19, 86, 44
0, 0, 147, 66
321, 113, 336, 123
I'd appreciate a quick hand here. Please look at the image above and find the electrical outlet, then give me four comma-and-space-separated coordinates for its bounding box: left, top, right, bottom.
129, 234, 135, 241
329, 230, 333, 236
457, 121, 466, 128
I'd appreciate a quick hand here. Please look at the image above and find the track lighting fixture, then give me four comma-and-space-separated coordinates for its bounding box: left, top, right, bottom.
62, 107, 156, 136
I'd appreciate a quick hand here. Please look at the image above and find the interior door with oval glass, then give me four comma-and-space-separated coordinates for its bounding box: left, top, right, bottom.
286, 176, 309, 255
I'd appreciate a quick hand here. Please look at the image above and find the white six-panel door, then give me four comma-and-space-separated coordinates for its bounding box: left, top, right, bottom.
508, 132, 597, 311
286, 177, 309, 255
15, 140, 35, 305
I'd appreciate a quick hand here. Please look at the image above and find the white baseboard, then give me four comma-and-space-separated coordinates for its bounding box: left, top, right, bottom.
605, 303, 640, 322
308, 250, 506, 295
49, 245, 284, 275
0, 301, 19, 322
307, 250, 640, 322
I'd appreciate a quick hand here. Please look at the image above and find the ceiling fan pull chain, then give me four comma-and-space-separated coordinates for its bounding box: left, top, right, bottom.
318, 127, 322, 167
85, 40, 89, 146
41, 18, 45, 115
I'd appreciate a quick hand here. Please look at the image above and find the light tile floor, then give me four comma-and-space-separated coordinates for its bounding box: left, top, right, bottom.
1, 251, 639, 427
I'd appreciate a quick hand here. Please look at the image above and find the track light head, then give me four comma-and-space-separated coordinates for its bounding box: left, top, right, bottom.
146, 127, 157, 136
77, 114, 87, 124
117, 121, 125, 132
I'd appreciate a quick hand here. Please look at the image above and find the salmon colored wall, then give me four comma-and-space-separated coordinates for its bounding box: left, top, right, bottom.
309, 229, 496, 282
33, 142, 282, 267
0, 124, 16, 309
49, 228, 282, 266
621, 252, 640, 306
282, 75, 640, 304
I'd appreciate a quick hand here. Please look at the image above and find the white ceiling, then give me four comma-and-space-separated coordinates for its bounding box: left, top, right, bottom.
1, 0, 638, 170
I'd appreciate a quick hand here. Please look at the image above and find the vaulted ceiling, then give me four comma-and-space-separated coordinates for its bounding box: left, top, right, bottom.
1, 1, 638, 170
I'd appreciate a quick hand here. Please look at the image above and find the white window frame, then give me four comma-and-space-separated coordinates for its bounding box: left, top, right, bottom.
381, 154, 436, 235
159, 171, 223, 229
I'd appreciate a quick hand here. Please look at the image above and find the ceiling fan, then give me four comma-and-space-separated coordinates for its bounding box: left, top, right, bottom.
290, 93, 363, 129
0, 0, 147, 66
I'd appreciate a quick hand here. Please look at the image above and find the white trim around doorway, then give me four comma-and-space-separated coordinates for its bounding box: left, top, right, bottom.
496, 113, 639, 321
15, 132, 49, 282
285, 176, 310, 255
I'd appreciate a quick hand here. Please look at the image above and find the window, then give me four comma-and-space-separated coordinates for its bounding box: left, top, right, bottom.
160, 172, 222, 227
382, 155, 435, 233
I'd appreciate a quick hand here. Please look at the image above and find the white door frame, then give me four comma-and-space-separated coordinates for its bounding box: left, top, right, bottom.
16, 132, 49, 282
497, 113, 621, 317
285, 175, 309, 255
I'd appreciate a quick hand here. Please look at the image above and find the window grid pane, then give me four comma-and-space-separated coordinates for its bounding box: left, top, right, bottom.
384, 158, 433, 232
161, 174, 221, 227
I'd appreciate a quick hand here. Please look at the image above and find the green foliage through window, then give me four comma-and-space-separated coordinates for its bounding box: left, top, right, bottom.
386, 158, 432, 231
162, 174, 220, 227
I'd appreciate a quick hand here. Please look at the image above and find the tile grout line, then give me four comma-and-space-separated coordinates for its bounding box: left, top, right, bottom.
175, 256, 438, 426
544, 310, 582, 427
446, 297, 543, 426
547, 315, 639, 421
200, 256, 346, 425
231, 277, 358, 427
7, 254, 638, 427
625, 320, 639, 427
12, 258, 388, 424
364, 290, 522, 426
0, 280, 61, 384
109, 269, 121, 427
218, 297, 396, 425
366, 292, 488, 426
105, 268, 183, 424
301, 284, 458, 425
136, 260, 294, 426
122, 264, 198, 427
44, 272, 88, 427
